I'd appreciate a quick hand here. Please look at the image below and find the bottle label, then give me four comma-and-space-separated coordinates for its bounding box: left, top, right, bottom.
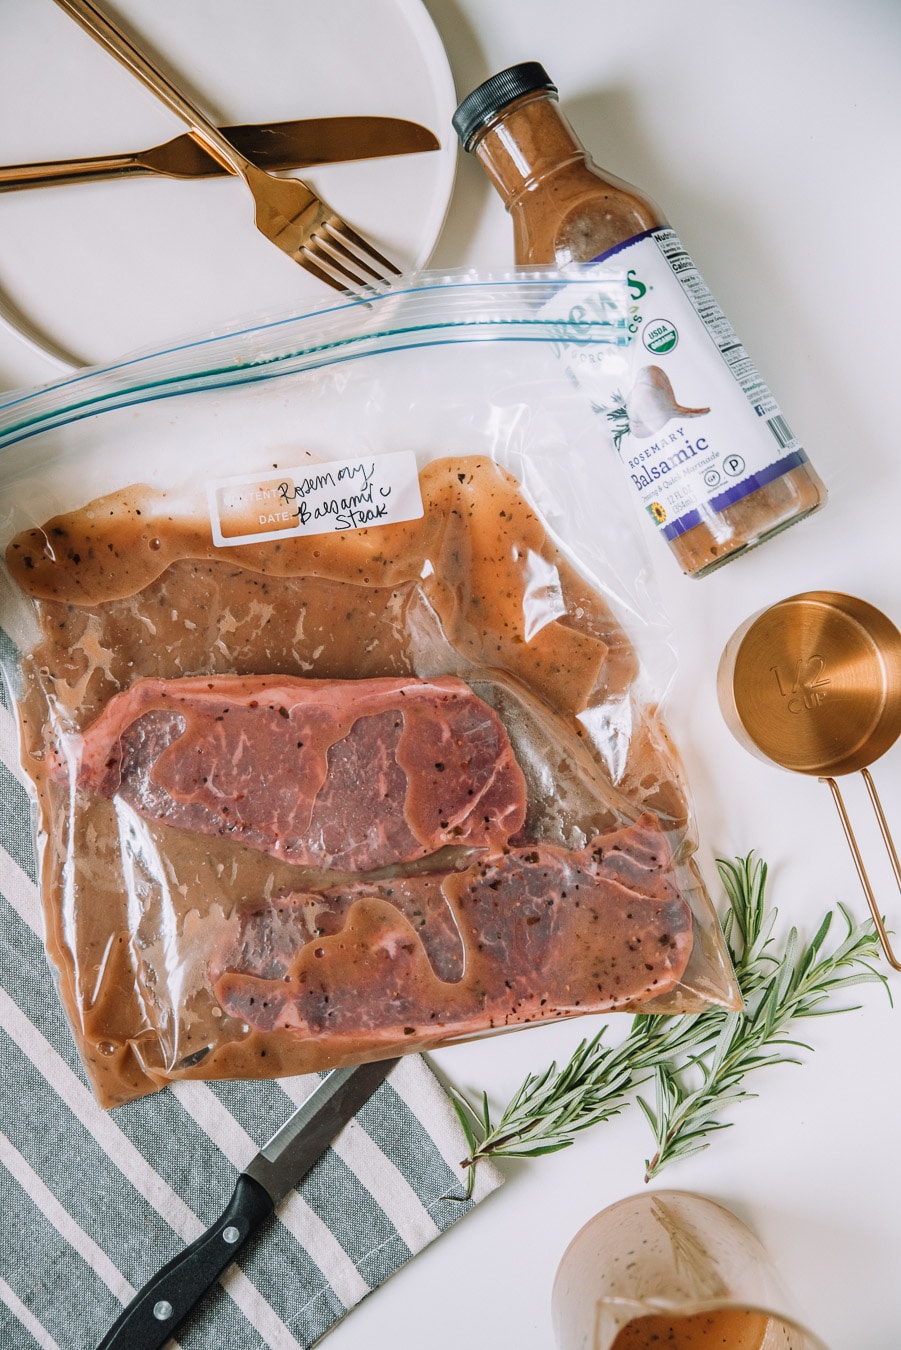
589, 228, 808, 539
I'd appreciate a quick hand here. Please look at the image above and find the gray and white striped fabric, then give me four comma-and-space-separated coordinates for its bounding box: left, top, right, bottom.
0, 625, 503, 1350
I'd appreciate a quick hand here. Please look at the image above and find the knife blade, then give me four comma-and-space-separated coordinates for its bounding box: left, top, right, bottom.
95, 1057, 400, 1350
0, 117, 439, 193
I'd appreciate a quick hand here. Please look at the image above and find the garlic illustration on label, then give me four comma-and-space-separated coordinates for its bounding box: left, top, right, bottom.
624, 365, 710, 439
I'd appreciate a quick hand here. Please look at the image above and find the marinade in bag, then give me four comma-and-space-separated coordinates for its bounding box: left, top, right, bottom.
0, 273, 740, 1106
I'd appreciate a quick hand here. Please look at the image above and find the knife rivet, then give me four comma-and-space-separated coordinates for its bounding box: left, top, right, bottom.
222, 1225, 241, 1244
153, 1300, 174, 1322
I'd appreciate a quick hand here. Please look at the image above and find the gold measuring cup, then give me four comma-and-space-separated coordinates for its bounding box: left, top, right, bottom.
718, 590, 901, 971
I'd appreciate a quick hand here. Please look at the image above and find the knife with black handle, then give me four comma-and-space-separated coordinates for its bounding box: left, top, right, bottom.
96, 1057, 400, 1350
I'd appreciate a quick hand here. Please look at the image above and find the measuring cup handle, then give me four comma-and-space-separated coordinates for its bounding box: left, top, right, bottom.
821, 773, 901, 971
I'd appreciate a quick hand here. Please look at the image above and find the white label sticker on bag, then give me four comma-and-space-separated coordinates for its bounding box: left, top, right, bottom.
208, 450, 424, 547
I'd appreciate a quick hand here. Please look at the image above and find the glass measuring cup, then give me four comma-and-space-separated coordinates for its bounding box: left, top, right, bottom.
717, 590, 901, 971
551, 1190, 830, 1349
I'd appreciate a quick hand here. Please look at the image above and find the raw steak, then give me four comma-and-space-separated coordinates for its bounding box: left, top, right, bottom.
211, 813, 694, 1044
59, 674, 528, 871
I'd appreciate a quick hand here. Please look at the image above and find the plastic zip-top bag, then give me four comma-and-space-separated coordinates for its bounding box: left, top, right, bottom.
0, 271, 740, 1107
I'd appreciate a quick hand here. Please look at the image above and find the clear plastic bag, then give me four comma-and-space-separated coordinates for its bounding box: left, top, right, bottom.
0, 270, 740, 1107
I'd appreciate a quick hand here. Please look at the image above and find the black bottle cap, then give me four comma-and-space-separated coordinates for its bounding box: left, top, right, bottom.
452, 61, 558, 151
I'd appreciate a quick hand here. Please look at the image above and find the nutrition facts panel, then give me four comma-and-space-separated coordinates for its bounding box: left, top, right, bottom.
652, 227, 789, 433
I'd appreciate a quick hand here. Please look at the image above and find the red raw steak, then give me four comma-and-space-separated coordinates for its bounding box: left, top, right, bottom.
59, 674, 527, 871
211, 813, 694, 1045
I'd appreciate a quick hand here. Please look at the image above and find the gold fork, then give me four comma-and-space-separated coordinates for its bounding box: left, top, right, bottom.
51, 0, 402, 294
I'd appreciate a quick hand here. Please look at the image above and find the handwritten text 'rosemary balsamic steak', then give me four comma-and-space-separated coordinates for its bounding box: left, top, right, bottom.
211, 814, 694, 1044
59, 674, 528, 871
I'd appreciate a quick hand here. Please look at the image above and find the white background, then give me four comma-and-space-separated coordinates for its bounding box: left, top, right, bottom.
1, 3, 900, 1348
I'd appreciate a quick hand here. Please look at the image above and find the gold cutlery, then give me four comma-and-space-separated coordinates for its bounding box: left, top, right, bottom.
51, 0, 402, 293
0, 117, 439, 193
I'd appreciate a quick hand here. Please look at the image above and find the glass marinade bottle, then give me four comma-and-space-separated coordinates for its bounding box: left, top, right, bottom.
452, 62, 827, 578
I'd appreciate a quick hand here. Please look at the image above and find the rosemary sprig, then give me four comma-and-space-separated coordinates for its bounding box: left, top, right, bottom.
450, 1033, 633, 1190
450, 854, 887, 1195
450, 949, 726, 1197
640, 855, 887, 1178
592, 394, 631, 452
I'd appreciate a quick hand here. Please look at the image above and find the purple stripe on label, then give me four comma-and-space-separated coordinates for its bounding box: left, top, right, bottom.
590, 229, 660, 266
660, 450, 810, 541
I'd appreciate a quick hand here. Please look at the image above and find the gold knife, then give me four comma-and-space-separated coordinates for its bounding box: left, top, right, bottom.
0, 116, 440, 193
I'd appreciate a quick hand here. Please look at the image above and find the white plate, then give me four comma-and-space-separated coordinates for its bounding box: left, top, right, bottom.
0, 0, 458, 369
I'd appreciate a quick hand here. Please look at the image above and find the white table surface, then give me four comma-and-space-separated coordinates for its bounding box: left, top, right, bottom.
1, 3, 899, 1348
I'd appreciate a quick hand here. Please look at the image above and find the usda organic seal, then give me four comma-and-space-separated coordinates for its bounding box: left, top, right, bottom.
642, 318, 678, 354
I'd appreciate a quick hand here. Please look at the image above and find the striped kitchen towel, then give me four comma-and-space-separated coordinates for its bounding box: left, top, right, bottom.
0, 626, 503, 1350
